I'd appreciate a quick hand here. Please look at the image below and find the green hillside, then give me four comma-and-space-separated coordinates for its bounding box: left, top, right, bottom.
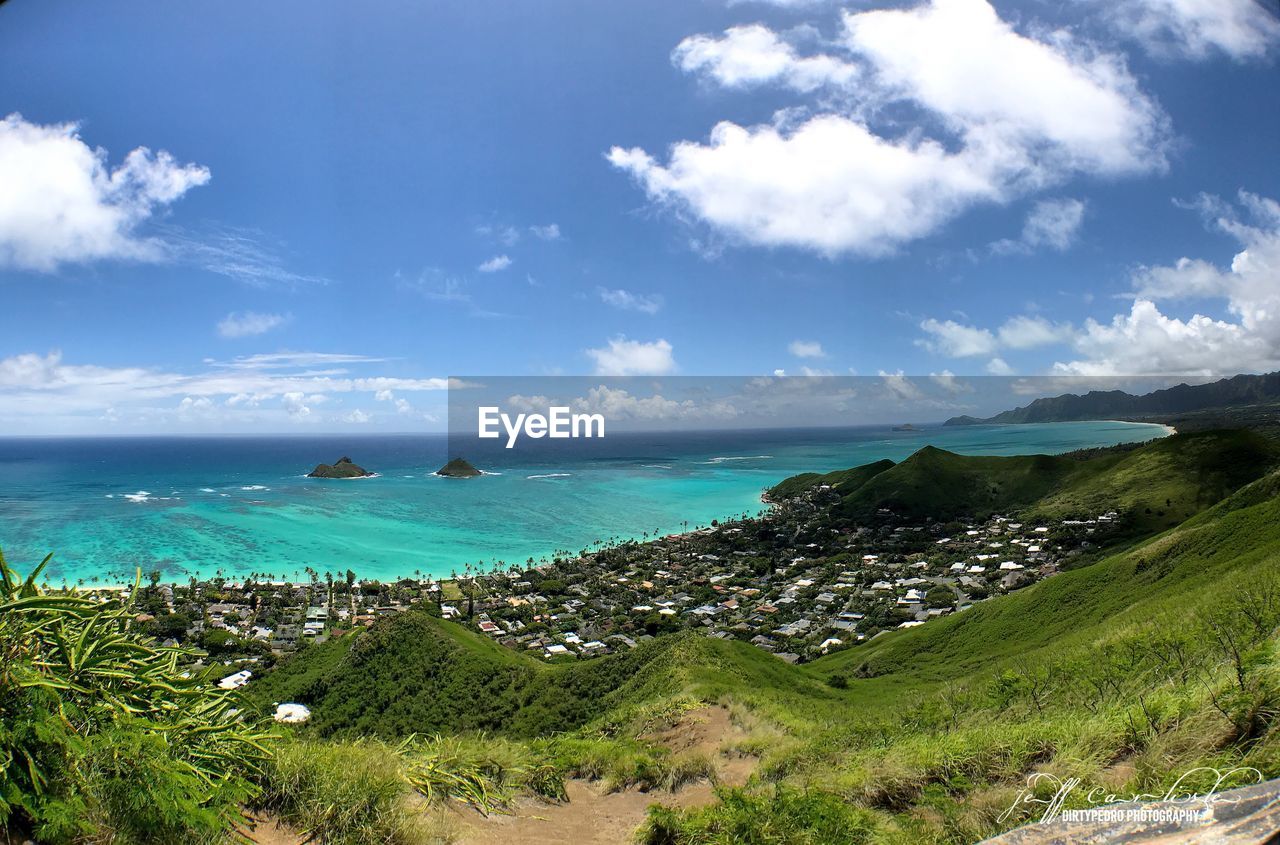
811, 464, 1280, 682
767, 429, 1278, 530
765, 458, 895, 500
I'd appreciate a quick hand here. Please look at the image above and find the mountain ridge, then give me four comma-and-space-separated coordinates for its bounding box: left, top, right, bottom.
944, 370, 1280, 426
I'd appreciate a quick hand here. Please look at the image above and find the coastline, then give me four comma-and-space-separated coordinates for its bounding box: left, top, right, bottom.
15, 420, 1174, 586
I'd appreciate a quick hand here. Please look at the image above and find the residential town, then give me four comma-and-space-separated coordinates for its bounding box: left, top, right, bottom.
73, 478, 1125, 684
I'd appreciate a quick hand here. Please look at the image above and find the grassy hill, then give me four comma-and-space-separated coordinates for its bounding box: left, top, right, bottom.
767, 429, 1278, 531
765, 458, 895, 500
810, 465, 1280, 683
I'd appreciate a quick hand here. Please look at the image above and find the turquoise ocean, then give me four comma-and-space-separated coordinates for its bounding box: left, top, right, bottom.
0, 421, 1170, 585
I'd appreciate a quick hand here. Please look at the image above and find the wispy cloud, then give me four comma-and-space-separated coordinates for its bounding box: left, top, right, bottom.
788, 339, 826, 358
216, 311, 292, 338
171, 226, 330, 287
598, 287, 664, 314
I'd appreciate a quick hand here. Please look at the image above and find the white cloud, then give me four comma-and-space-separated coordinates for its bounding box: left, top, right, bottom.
1054, 192, 1280, 375
529, 223, 561, 240
584, 337, 677, 376
610, 0, 1168, 256
992, 198, 1086, 254
216, 311, 291, 338
919, 192, 1280, 377
175, 227, 329, 287
476, 224, 521, 246
997, 315, 1074, 349
674, 24, 858, 92
343, 409, 373, 424
919, 314, 1073, 359
610, 115, 996, 257
879, 370, 924, 401
0, 349, 450, 432
985, 357, 1014, 375
1114, 0, 1280, 61
788, 339, 827, 358
374, 388, 414, 414
929, 370, 971, 393
281, 392, 314, 418
478, 254, 513, 273
0, 113, 210, 271
598, 287, 664, 314
917, 318, 998, 357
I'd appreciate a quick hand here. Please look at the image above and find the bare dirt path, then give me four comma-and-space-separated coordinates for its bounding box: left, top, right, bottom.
456, 705, 757, 845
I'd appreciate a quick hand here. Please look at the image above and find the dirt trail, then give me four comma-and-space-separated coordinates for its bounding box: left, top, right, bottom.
457, 705, 757, 845
239, 813, 307, 845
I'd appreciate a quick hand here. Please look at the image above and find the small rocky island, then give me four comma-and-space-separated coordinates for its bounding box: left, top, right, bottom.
307, 456, 375, 479
892, 423, 920, 432
435, 457, 482, 478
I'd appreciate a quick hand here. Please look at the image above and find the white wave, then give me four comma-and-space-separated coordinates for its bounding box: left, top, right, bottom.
241, 485, 270, 491
526, 473, 572, 479
199, 487, 216, 493
478, 470, 502, 476
701, 455, 773, 464
642, 464, 673, 470
122, 491, 153, 503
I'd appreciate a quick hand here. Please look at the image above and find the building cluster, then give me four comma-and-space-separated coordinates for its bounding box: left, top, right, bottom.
86, 481, 1124, 668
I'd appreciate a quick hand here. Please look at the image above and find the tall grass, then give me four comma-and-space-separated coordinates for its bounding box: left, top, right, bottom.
254, 733, 569, 845
0, 551, 275, 843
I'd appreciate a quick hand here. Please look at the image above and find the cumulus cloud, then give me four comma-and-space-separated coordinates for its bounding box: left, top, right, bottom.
374, 388, 414, 414
919, 314, 1074, 359
917, 319, 998, 357
998, 315, 1075, 349
598, 287, 664, 314
788, 339, 827, 358
992, 198, 1086, 254
529, 223, 561, 240
0, 113, 210, 271
343, 409, 372, 424
879, 370, 924, 401
674, 24, 858, 92
1113, 0, 1280, 61
477, 254, 512, 273
281, 392, 316, 418
986, 357, 1014, 375
216, 311, 291, 338
610, 0, 1168, 257
585, 337, 677, 376
918, 192, 1280, 377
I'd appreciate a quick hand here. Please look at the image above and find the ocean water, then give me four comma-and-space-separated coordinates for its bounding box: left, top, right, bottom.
0, 421, 1170, 584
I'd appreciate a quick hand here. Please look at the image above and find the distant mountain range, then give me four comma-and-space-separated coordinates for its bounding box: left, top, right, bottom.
945, 371, 1280, 426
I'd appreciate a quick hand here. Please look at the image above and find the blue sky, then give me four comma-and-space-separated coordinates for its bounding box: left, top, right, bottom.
1, 0, 1278, 433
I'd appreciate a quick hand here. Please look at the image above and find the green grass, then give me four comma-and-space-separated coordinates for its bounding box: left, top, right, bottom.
766, 459, 895, 500
767, 429, 1278, 526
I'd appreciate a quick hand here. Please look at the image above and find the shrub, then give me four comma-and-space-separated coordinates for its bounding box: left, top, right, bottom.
0, 551, 274, 843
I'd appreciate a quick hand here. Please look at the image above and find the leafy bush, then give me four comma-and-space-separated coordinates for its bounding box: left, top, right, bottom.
0, 551, 274, 843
